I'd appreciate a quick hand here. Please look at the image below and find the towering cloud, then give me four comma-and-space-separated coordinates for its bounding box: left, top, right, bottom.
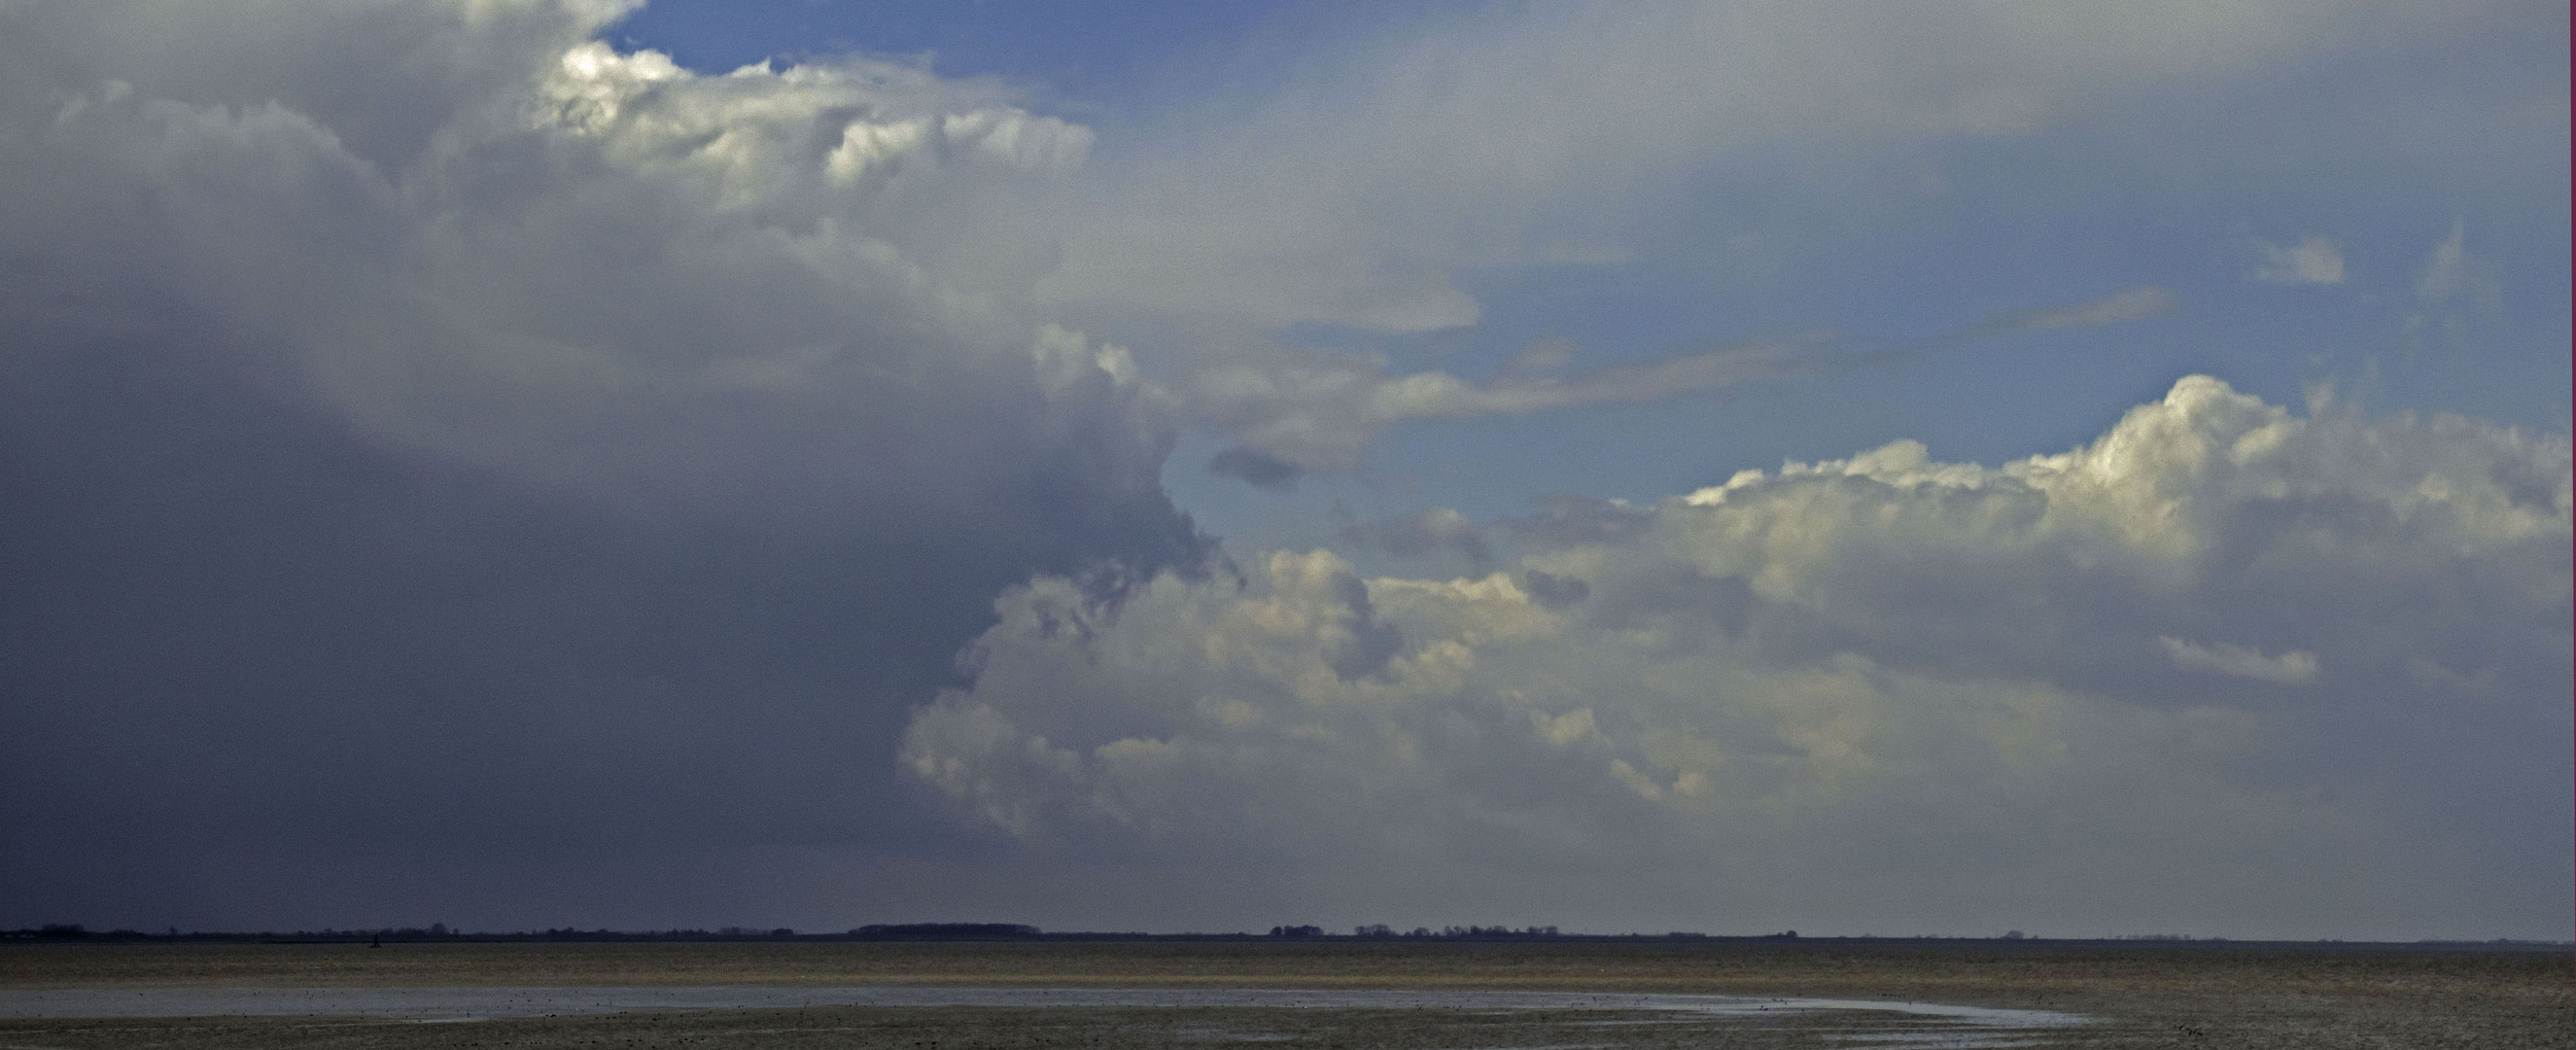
905, 378, 2572, 937
0, 0, 1201, 928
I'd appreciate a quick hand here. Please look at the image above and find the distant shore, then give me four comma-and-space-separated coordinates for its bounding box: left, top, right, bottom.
8, 924, 2565, 951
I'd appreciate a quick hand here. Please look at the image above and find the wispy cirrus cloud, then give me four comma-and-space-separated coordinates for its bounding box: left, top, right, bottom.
1195, 333, 1834, 474
2408, 219, 2505, 349
1960, 286, 2177, 338
1194, 283, 2189, 481
2252, 235, 2348, 285
1017, 5, 2458, 337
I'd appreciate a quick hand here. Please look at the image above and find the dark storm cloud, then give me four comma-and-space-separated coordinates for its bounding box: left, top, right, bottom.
0, 0, 1203, 930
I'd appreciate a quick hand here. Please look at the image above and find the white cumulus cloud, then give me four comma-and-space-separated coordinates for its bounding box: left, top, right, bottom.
905, 376, 2572, 936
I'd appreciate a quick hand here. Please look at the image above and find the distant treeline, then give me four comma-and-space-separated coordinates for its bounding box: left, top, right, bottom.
1334, 925, 1577, 939
3, 924, 830, 944
5, 923, 2564, 950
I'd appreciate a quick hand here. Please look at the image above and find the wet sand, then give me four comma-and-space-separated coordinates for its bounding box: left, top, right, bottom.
0, 939, 2564, 1048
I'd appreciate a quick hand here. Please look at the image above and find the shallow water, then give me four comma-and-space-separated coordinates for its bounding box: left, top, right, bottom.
0, 984, 2086, 1030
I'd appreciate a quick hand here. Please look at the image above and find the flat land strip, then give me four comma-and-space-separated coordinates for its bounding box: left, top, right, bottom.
1, 940, 2565, 1048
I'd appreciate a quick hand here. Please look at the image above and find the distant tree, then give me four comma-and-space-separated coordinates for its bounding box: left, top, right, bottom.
1437, 925, 1536, 938
1353, 925, 1393, 937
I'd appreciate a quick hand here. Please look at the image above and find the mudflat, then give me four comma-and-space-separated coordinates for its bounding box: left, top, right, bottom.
1, 939, 2565, 1048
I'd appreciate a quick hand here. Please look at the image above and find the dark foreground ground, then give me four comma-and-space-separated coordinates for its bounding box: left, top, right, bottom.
1, 939, 2565, 1048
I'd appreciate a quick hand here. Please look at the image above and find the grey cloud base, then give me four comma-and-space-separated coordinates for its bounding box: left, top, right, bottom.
906, 378, 2573, 939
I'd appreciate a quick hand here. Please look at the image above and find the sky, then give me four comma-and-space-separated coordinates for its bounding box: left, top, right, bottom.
0, 0, 2567, 941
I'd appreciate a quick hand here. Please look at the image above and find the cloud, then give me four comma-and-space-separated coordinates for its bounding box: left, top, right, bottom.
961, 1, 2514, 480
2158, 637, 2320, 685
0, 0, 2559, 937
906, 377, 2572, 936
2407, 220, 2505, 348
1961, 286, 2176, 337
1207, 447, 1304, 491
1191, 334, 1831, 473
1501, 338, 1579, 377
2417, 220, 2475, 303
1859, 286, 2186, 368
1340, 507, 1493, 569
1014, 5, 2463, 336
0, 0, 1206, 929
2252, 235, 2347, 285
2414, 219, 2503, 312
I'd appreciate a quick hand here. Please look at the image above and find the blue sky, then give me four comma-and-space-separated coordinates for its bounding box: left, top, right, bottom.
616, 0, 1465, 122
1, 0, 2566, 938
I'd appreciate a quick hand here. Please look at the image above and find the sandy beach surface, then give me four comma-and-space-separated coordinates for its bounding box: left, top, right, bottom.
0, 939, 2564, 1048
